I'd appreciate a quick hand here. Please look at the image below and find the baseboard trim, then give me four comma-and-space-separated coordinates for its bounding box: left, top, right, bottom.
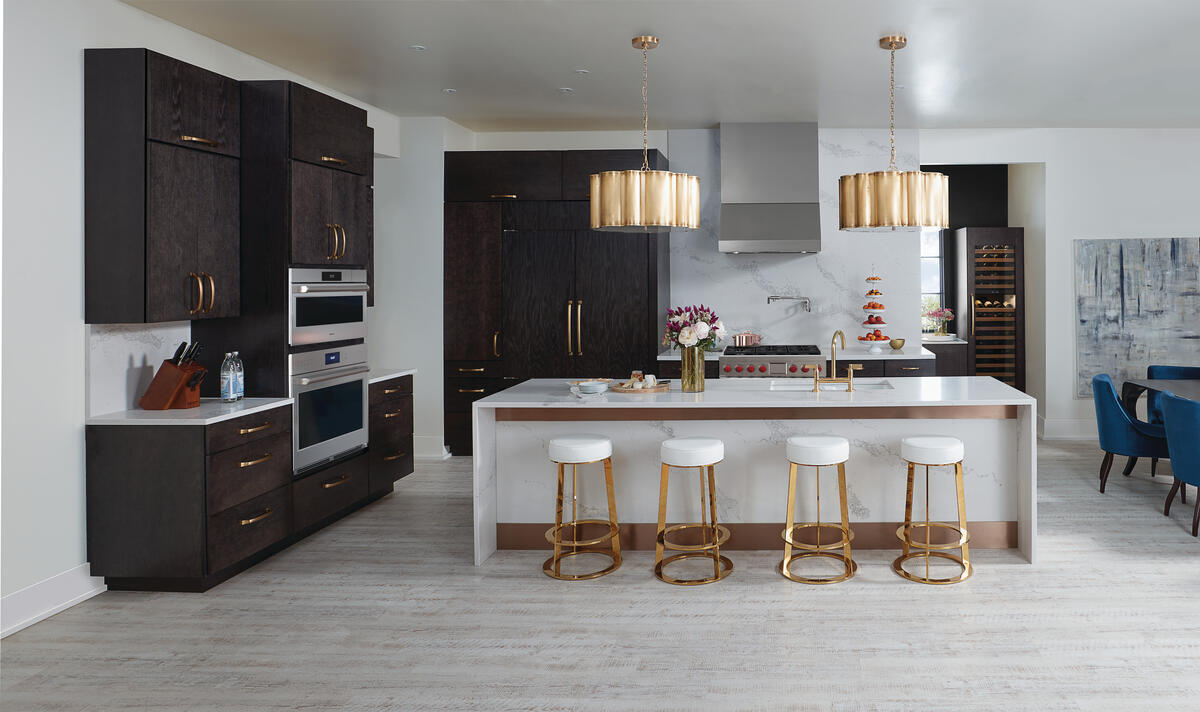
1, 564, 106, 638
414, 435, 450, 460
498, 521, 1016, 551
1042, 417, 1098, 440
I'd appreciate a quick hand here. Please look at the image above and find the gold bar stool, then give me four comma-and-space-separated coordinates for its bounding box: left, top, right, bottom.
893, 436, 973, 585
779, 435, 857, 584
543, 435, 621, 580
654, 437, 732, 585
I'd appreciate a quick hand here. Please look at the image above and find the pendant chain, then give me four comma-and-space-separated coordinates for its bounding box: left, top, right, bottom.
888, 45, 897, 171
641, 42, 650, 171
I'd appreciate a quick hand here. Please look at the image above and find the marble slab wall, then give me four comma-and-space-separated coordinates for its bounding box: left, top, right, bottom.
87, 322, 190, 416
666, 128, 923, 351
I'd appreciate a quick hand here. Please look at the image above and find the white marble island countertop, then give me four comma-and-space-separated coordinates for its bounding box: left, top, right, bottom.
658, 346, 935, 361
474, 376, 1033, 410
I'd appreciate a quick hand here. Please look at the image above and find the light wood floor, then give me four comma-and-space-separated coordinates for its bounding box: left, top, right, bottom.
3, 440, 1198, 710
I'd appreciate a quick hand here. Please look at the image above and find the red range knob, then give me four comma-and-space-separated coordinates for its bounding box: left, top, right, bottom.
735, 365, 743, 372
759, 365, 768, 373
789, 365, 798, 373
723, 365, 732, 372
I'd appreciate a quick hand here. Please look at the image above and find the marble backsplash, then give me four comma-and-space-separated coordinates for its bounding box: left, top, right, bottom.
87, 322, 191, 416
666, 127, 923, 352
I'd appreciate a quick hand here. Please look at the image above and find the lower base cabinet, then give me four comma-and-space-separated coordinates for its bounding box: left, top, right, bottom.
368, 374, 415, 493
207, 485, 292, 573
294, 454, 369, 532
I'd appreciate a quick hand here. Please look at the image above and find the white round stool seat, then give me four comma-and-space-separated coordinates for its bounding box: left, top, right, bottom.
786, 435, 850, 466
548, 434, 613, 463
901, 436, 964, 465
660, 438, 724, 467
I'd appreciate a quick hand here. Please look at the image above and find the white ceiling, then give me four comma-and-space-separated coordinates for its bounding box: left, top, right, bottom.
124, 0, 1200, 131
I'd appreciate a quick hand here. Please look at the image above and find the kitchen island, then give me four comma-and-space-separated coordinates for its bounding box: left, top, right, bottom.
472, 377, 1036, 565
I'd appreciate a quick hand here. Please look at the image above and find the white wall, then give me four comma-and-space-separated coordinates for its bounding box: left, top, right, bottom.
921, 129, 1200, 438
0, 0, 407, 635
1008, 163, 1047, 427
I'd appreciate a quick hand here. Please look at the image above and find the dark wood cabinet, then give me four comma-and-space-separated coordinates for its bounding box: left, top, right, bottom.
923, 342, 970, 376
444, 203, 503, 361
86, 48, 240, 324
501, 230, 577, 379
289, 160, 370, 267
659, 359, 721, 381
290, 82, 372, 175
573, 231, 652, 377
368, 375, 415, 495
955, 228, 1026, 391
293, 454, 369, 533
444, 151, 563, 202
822, 358, 935, 378
885, 359, 937, 377
333, 172, 371, 266
562, 149, 664, 200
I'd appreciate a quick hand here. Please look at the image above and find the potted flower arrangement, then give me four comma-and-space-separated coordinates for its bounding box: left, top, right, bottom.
923, 305, 955, 337
663, 305, 726, 392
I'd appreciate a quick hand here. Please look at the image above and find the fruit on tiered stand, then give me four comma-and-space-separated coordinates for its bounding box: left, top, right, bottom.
859, 274, 888, 343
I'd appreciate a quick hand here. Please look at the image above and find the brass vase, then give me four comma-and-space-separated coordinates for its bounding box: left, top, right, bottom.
681, 346, 705, 392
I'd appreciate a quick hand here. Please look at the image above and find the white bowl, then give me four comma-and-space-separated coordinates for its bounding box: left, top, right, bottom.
575, 380, 610, 394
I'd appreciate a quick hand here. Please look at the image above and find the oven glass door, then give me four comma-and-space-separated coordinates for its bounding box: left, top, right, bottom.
290, 287, 367, 346
292, 366, 369, 472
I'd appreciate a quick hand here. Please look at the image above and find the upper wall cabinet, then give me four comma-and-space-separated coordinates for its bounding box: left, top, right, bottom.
85, 49, 240, 324
290, 83, 372, 176
561, 149, 666, 200
444, 151, 563, 202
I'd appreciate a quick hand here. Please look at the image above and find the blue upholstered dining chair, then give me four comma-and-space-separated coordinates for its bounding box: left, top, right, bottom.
1092, 374, 1169, 493
1160, 392, 1200, 537
1140, 366, 1200, 479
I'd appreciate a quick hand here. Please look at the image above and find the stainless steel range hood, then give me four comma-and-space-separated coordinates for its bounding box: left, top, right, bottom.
719, 122, 822, 253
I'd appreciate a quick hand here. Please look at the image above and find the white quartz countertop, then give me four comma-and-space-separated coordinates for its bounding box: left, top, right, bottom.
87, 397, 294, 426
474, 376, 1033, 409
368, 367, 417, 384
922, 336, 969, 345
657, 348, 722, 361
658, 346, 935, 361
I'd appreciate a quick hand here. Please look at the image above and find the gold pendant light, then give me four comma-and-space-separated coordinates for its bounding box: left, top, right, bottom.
839, 35, 948, 231
590, 36, 700, 232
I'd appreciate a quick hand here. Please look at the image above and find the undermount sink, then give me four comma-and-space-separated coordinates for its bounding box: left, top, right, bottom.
768, 379, 894, 392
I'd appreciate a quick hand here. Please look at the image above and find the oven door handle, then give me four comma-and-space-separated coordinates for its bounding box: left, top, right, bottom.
296, 365, 370, 386
294, 283, 370, 294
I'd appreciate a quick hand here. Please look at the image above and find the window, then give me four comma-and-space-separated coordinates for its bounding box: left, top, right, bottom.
920, 229, 942, 332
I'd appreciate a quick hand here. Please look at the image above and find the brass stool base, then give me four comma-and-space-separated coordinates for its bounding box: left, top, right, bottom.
545, 457, 622, 582
892, 551, 973, 585
659, 522, 731, 551
778, 552, 857, 585
782, 522, 855, 551
894, 522, 969, 550
543, 549, 621, 581
654, 551, 733, 586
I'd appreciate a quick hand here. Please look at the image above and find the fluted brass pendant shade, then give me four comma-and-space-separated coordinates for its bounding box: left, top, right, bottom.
838, 35, 948, 231
591, 36, 700, 232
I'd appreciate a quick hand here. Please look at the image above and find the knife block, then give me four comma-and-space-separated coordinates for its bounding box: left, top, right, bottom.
138, 360, 203, 410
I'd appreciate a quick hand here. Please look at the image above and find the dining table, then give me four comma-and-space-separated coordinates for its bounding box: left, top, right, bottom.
1120, 378, 1200, 415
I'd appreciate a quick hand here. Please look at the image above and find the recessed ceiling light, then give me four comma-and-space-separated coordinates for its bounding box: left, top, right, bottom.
574, 69, 590, 74
409, 44, 427, 51
558, 87, 575, 94
442, 88, 457, 94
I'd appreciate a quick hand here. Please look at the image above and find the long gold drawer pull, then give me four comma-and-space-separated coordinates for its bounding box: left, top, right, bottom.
456, 388, 485, 394
382, 451, 407, 462
576, 301, 583, 356
239, 422, 272, 435
240, 507, 273, 526
337, 225, 348, 260
188, 272, 204, 315
180, 135, 218, 147
383, 409, 407, 417
490, 194, 517, 199
325, 223, 337, 260
566, 300, 574, 355
899, 367, 921, 372
203, 272, 216, 312
493, 330, 501, 358
320, 155, 347, 165
323, 474, 349, 489
238, 453, 273, 468
456, 368, 485, 374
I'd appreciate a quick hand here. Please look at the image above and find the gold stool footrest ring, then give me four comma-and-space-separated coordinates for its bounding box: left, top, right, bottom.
658, 522, 730, 552
892, 551, 973, 585
895, 522, 969, 551
543, 549, 621, 581
778, 551, 857, 585
544, 519, 620, 548
653, 551, 733, 586
782, 523, 854, 552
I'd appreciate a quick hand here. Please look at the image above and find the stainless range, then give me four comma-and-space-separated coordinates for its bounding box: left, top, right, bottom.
719, 345, 822, 377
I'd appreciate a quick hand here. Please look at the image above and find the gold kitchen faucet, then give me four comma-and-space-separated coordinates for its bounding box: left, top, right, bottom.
804, 330, 861, 393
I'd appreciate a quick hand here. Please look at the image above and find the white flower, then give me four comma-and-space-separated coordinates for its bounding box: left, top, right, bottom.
669, 314, 684, 324
713, 319, 727, 339
677, 325, 699, 347
693, 321, 711, 340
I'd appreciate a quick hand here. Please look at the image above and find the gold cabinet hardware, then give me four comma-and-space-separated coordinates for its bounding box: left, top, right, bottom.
900, 366, 921, 372
325, 223, 337, 260
382, 451, 407, 462
238, 421, 272, 435
202, 272, 216, 312
457, 388, 485, 394
238, 453, 273, 468
493, 330, 501, 358
456, 368, 485, 374
970, 292, 976, 336
576, 301, 583, 356
566, 300, 574, 355
179, 135, 217, 147
382, 409, 406, 418
490, 194, 517, 199
335, 224, 347, 260
320, 155, 347, 166
322, 474, 349, 489
188, 272, 204, 315
240, 507, 273, 526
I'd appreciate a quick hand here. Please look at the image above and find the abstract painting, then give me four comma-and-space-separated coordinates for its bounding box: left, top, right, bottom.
1075, 237, 1200, 397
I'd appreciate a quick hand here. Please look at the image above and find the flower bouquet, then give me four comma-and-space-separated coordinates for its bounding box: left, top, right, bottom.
923, 306, 955, 336
663, 305, 726, 391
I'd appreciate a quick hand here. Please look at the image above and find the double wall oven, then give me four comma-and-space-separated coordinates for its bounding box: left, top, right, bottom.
288, 268, 370, 474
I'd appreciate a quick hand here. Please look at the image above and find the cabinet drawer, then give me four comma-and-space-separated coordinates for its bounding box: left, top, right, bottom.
370, 434, 414, 494
444, 151, 563, 202
827, 360, 886, 378
444, 379, 507, 412
290, 83, 371, 175
293, 454, 369, 532
445, 361, 505, 379
206, 405, 292, 454
207, 432, 293, 515
886, 360, 937, 377
146, 51, 240, 157
207, 486, 291, 574
369, 374, 413, 404
371, 395, 414, 436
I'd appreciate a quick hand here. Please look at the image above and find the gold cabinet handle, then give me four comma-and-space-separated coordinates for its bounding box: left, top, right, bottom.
382, 451, 407, 462
970, 292, 976, 337
490, 194, 517, 199
384, 386, 406, 392
203, 272, 216, 312
240, 507, 273, 526
900, 367, 921, 372
239, 421, 272, 435
322, 474, 349, 489
849, 364, 863, 370
180, 135, 218, 147
493, 330, 501, 358
576, 301, 583, 357
457, 388, 485, 394
456, 368, 485, 374
188, 272, 204, 315
566, 300, 574, 356
382, 409, 406, 418
337, 225, 348, 260
238, 453, 273, 468
321, 155, 347, 166
325, 223, 337, 260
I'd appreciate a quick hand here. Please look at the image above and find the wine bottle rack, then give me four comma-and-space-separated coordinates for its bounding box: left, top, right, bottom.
957, 229, 1025, 391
